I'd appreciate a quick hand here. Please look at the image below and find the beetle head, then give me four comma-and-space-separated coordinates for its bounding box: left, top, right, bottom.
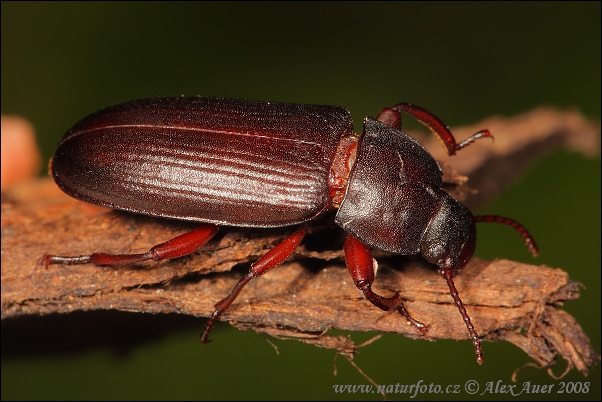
421, 192, 476, 270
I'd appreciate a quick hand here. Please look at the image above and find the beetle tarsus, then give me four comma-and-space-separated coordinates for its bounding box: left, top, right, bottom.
201, 310, 221, 344
455, 129, 493, 152
360, 283, 428, 334
43, 254, 93, 267
396, 302, 429, 334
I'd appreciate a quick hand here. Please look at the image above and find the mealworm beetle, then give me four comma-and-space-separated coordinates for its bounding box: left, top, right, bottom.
45, 97, 538, 364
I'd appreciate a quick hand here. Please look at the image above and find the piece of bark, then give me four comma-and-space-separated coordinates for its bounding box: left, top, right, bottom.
1, 107, 599, 376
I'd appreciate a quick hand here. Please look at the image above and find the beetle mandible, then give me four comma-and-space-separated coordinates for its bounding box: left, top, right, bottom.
45, 96, 538, 364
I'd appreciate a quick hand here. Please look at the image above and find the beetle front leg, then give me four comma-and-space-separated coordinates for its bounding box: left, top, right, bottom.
44, 224, 219, 266
201, 224, 308, 343
344, 235, 427, 333
377, 103, 492, 156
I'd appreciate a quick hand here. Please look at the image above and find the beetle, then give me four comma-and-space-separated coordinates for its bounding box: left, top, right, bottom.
45, 96, 538, 364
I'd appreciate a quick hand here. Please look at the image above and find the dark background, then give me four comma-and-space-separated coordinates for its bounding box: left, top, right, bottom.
2, 2, 600, 400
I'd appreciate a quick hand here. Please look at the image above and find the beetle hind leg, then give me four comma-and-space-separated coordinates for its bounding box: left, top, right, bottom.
344, 235, 427, 334
43, 224, 219, 267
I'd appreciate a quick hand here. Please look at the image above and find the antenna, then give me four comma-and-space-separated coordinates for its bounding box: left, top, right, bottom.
475, 215, 539, 256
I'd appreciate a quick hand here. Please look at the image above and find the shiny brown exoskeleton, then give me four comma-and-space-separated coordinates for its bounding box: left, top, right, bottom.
45, 97, 539, 364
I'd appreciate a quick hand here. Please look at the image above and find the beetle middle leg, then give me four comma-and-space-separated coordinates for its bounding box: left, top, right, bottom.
201, 224, 309, 343
343, 235, 427, 333
44, 224, 219, 266
376, 103, 493, 156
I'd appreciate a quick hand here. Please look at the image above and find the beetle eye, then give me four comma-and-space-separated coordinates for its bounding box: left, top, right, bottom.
422, 240, 448, 264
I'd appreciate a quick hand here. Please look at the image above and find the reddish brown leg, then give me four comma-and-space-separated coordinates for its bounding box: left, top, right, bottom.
376, 103, 493, 156
200, 225, 308, 343
44, 224, 219, 266
344, 235, 427, 333
440, 268, 484, 365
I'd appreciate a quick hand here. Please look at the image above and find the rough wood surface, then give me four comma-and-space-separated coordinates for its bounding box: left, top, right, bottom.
1, 107, 599, 375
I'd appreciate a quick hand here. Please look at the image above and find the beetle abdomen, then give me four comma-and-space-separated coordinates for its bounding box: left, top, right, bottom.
52, 97, 353, 227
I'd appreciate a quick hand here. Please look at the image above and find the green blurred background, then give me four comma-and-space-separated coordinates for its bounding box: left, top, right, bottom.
2, 2, 599, 400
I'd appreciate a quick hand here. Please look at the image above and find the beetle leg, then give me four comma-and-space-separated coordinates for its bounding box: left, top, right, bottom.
440, 268, 484, 365
344, 235, 427, 334
376, 103, 493, 156
201, 224, 308, 343
43, 224, 219, 266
